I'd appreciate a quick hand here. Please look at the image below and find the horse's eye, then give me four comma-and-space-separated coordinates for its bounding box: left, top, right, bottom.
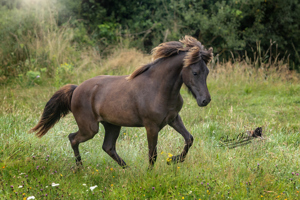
192, 72, 198, 76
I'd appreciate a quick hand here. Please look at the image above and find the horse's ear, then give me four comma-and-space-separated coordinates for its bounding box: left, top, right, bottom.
208, 47, 213, 62
208, 47, 213, 55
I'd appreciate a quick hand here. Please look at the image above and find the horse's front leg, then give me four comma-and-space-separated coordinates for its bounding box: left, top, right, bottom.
167, 114, 194, 164
145, 125, 160, 168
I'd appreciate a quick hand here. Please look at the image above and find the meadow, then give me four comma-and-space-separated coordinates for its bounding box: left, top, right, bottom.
1, 46, 300, 200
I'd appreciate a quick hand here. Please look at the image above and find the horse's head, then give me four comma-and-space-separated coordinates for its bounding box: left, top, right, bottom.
182, 57, 211, 107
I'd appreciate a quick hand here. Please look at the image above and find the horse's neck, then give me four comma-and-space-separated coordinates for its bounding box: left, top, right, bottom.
150, 53, 185, 97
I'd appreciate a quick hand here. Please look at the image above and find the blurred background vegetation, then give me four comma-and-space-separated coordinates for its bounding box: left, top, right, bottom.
0, 0, 299, 84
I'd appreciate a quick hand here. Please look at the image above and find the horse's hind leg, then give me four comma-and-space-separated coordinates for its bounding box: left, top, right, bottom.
68, 132, 82, 165
68, 118, 99, 166
101, 122, 127, 168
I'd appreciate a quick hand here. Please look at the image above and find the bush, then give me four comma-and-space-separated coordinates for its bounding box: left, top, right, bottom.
80, 0, 300, 69
0, 0, 93, 84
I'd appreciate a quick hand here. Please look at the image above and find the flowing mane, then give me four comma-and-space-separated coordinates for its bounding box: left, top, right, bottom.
127, 35, 213, 80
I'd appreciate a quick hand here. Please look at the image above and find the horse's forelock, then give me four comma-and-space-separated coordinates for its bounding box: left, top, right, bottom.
181, 36, 213, 67
183, 47, 201, 68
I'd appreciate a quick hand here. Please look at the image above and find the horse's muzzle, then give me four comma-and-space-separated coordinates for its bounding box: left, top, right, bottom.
197, 97, 211, 107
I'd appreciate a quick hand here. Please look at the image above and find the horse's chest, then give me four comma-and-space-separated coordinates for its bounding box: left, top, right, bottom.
156, 101, 183, 127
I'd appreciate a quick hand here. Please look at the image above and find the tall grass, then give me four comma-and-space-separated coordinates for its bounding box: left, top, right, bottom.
0, 0, 101, 87
1, 44, 300, 199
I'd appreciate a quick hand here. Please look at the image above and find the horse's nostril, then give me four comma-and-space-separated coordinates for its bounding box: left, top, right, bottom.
202, 98, 211, 105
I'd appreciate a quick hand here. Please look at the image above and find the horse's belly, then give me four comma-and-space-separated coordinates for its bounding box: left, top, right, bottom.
100, 112, 143, 127
97, 101, 143, 127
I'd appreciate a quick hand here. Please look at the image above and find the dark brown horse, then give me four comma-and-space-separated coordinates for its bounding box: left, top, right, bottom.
30, 36, 213, 168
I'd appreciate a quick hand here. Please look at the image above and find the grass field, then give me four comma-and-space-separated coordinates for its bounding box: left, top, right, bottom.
1, 50, 300, 199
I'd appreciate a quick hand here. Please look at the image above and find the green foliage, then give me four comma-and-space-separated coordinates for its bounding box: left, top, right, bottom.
0, 0, 87, 83
97, 22, 120, 44
26, 71, 41, 85
78, 0, 300, 68
54, 63, 74, 88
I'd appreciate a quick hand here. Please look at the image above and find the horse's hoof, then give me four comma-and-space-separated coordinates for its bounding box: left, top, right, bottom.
76, 161, 83, 166
167, 159, 172, 165
147, 165, 154, 171
167, 155, 183, 165
122, 165, 129, 169
71, 165, 82, 173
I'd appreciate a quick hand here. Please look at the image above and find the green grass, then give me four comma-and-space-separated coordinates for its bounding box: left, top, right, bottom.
1, 61, 300, 200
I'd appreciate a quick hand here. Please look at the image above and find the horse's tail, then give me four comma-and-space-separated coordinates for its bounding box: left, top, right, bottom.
30, 84, 77, 137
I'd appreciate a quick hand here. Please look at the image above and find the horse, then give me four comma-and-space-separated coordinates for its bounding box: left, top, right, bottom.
30, 36, 213, 168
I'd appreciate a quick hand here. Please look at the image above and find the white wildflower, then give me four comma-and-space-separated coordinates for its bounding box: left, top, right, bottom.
27, 196, 35, 200
19, 173, 26, 175
82, 184, 87, 186
51, 183, 59, 187
18, 185, 23, 188
90, 185, 98, 191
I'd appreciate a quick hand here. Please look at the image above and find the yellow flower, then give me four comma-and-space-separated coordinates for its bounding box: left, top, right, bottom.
168, 153, 173, 157
182, 197, 184, 199
2, 166, 5, 169
177, 167, 180, 169
96, 169, 98, 172
110, 168, 113, 171
167, 157, 172, 162
60, 174, 63, 177
261, 195, 263, 197
111, 184, 113, 187
207, 190, 209, 193
23, 198, 27, 200
161, 151, 164, 155
113, 176, 115, 178
23, 193, 26, 195
124, 133, 126, 135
